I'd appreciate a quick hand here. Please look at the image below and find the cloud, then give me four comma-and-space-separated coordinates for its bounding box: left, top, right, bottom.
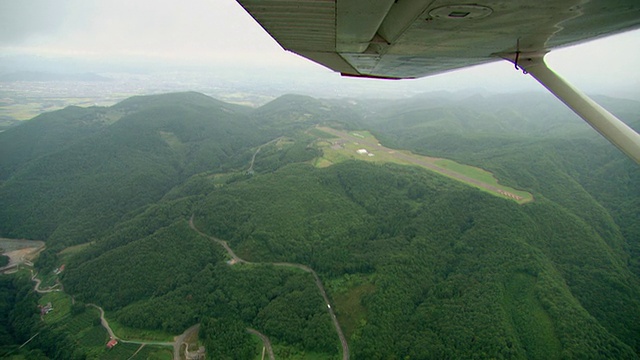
0, 0, 637, 98
0, 0, 96, 45
0, 0, 305, 67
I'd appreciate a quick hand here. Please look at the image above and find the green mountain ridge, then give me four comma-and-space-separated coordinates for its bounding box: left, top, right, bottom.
1, 91, 639, 359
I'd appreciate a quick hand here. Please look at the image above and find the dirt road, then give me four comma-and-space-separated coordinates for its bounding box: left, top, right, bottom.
247, 328, 275, 360
87, 303, 194, 359
88, 304, 118, 340
31, 271, 61, 293
18, 240, 194, 359
189, 216, 350, 360
174, 324, 200, 360
247, 137, 283, 174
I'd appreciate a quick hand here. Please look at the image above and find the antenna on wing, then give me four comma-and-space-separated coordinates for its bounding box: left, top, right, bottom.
514, 39, 528, 74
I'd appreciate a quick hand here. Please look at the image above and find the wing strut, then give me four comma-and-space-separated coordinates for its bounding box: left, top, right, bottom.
511, 54, 640, 163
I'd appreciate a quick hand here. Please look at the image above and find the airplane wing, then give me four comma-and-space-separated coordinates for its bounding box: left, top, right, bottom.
235, 0, 640, 79
236, 0, 640, 163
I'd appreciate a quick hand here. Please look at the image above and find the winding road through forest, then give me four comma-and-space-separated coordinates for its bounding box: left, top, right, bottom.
23, 245, 187, 359
247, 137, 283, 174
189, 215, 350, 360
86, 303, 192, 360
31, 271, 61, 294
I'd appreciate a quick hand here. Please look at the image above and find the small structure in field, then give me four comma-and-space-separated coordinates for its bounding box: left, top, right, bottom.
53, 264, 66, 275
39, 302, 53, 315
356, 149, 368, 155
106, 338, 118, 349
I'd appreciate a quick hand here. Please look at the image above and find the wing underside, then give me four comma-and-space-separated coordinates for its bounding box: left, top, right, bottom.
236, 0, 640, 79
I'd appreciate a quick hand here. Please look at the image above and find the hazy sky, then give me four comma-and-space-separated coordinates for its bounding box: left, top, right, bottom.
1, 0, 639, 98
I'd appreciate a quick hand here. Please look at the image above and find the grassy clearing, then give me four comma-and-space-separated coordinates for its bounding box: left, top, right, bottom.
434, 159, 534, 203
39, 291, 72, 325
272, 344, 340, 360
275, 137, 295, 148
326, 274, 375, 340
62, 307, 100, 334
332, 282, 375, 340
98, 341, 141, 360
130, 345, 173, 360
208, 172, 245, 187
435, 159, 498, 184
58, 242, 94, 263
105, 315, 175, 342
313, 157, 333, 168
315, 127, 533, 204
159, 131, 184, 150
307, 128, 338, 139
78, 325, 109, 348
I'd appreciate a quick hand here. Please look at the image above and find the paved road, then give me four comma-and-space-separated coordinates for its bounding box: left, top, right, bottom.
24, 243, 192, 359
189, 216, 350, 360
272, 263, 349, 359
190, 215, 245, 264
88, 304, 117, 340
247, 137, 283, 173
87, 303, 191, 359
31, 271, 61, 293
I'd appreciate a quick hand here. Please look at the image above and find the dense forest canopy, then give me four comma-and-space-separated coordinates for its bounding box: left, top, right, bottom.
1, 91, 639, 359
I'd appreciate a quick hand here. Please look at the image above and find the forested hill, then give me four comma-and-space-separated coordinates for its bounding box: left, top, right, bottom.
0, 92, 363, 248
0, 92, 265, 246
1, 91, 639, 359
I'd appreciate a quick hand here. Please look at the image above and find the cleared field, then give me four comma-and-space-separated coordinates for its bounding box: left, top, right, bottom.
58, 242, 94, 263
78, 325, 109, 348
39, 292, 73, 324
130, 345, 173, 360
0, 98, 114, 121
315, 127, 533, 204
105, 315, 175, 342
307, 128, 338, 139
98, 342, 141, 359
62, 307, 101, 334
434, 159, 533, 200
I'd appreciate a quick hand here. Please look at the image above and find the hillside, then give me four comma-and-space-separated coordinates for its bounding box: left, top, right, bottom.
1, 91, 639, 359
0, 92, 269, 248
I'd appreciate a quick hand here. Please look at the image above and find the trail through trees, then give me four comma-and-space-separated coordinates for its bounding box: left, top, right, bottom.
189, 215, 350, 360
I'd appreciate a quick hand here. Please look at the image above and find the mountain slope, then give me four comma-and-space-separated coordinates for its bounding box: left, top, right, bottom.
0, 92, 266, 247
1, 91, 639, 358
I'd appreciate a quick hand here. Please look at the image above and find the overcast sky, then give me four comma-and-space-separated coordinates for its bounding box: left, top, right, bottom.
1, 0, 639, 98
